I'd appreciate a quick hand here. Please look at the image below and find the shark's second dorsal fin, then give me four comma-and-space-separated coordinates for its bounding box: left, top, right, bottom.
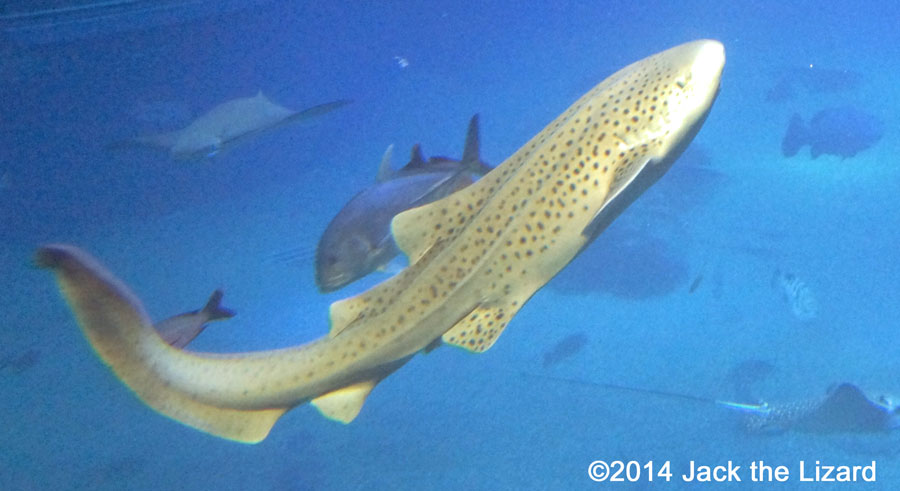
328, 237, 451, 337
376, 144, 395, 183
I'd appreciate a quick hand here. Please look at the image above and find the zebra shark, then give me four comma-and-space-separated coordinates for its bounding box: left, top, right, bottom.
37, 40, 725, 443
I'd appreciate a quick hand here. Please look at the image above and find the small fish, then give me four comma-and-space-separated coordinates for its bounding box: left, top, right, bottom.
688, 274, 703, 293
781, 106, 884, 159
772, 269, 818, 321
542, 333, 588, 367
315, 114, 491, 292
154, 290, 236, 348
110, 92, 351, 161
0, 347, 41, 374
736, 383, 900, 434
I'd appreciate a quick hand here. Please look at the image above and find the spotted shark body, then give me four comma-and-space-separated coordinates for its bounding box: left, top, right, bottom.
38, 40, 725, 443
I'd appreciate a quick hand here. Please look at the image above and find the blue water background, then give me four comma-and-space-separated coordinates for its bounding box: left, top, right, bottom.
2, 1, 899, 489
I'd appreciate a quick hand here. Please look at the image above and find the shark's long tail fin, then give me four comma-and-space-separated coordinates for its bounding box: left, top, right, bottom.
282, 99, 353, 125
202, 289, 236, 322
106, 130, 180, 153
459, 114, 493, 175
35, 244, 288, 444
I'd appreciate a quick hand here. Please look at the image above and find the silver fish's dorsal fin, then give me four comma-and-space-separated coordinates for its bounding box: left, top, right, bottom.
460, 114, 481, 168
311, 379, 377, 423
403, 144, 428, 172
375, 144, 395, 183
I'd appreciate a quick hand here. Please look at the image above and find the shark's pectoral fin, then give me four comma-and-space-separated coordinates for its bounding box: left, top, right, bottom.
442, 301, 523, 353
311, 380, 378, 423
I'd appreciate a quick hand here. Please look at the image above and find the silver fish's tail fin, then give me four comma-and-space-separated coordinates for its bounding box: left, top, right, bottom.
282, 99, 353, 125
35, 244, 288, 444
202, 289, 236, 322
781, 113, 807, 157
459, 113, 493, 175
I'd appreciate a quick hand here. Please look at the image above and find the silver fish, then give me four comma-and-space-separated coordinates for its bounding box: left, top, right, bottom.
315, 114, 491, 292
154, 290, 236, 349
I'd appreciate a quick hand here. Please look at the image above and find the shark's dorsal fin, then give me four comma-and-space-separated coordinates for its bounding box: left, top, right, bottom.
328, 237, 451, 337
375, 144, 395, 183
391, 103, 574, 263
311, 379, 377, 423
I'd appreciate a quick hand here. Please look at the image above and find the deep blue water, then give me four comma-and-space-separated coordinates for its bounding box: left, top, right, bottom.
2, 1, 899, 489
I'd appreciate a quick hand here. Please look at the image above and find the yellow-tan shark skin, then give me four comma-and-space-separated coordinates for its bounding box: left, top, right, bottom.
37, 40, 725, 443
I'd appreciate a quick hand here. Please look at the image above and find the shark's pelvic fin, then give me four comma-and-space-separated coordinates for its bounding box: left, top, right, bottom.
311, 379, 378, 423
441, 301, 523, 353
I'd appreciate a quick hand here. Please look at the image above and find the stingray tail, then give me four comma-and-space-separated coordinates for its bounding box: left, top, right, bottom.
106, 131, 177, 153
201, 289, 236, 322
781, 114, 807, 157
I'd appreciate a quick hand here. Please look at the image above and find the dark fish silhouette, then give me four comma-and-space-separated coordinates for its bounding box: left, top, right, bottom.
542, 333, 588, 367
782, 106, 884, 159
549, 225, 688, 299
314, 115, 491, 292
154, 290, 236, 348
0, 347, 41, 374
765, 67, 863, 102
688, 274, 703, 293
